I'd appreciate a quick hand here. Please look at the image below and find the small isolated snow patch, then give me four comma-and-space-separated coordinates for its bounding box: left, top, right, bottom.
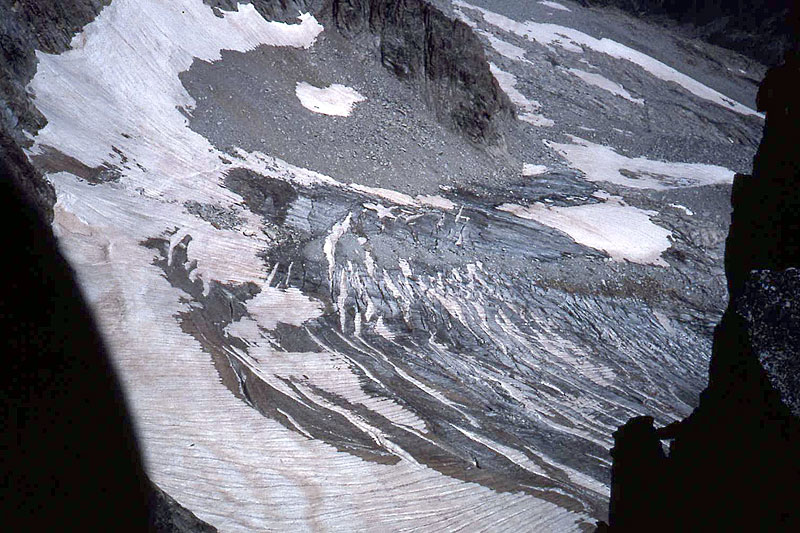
523, 164, 548, 176
363, 202, 397, 219
498, 196, 672, 266
669, 203, 694, 216
567, 68, 644, 105
295, 82, 365, 116
547, 135, 735, 190
416, 194, 456, 210
479, 31, 529, 62
539, 1, 572, 12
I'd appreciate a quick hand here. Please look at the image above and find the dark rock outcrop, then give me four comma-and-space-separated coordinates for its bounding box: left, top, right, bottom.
583, 0, 797, 66
207, 0, 513, 144
601, 47, 800, 532
331, 0, 513, 144
149, 483, 219, 533
0, 128, 55, 222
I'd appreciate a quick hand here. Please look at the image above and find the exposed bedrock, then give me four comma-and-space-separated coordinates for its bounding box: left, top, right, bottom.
603, 49, 800, 532
330, 0, 513, 144
583, 0, 797, 67
0, 129, 55, 222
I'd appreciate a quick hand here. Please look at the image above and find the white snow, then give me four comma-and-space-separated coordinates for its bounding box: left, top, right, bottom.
489, 63, 555, 127
546, 135, 736, 190
454, 1, 761, 117
539, 1, 572, 12
363, 202, 397, 219
479, 30, 530, 62
324, 213, 353, 287
498, 196, 672, 266
416, 194, 457, 210
669, 203, 694, 216
295, 82, 366, 116
240, 285, 324, 331
567, 68, 644, 105
523, 163, 548, 176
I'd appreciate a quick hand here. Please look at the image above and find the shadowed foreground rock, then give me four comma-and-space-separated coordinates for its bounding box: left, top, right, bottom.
1, 130, 216, 532
601, 49, 800, 532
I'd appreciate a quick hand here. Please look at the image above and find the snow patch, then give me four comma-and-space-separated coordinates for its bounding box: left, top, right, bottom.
295, 82, 366, 117
363, 202, 397, 219
567, 68, 644, 105
539, 1, 572, 12
489, 63, 555, 127
498, 196, 672, 266
479, 30, 529, 62
523, 164, 548, 176
416, 194, 456, 211
669, 203, 694, 216
547, 135, 735, 190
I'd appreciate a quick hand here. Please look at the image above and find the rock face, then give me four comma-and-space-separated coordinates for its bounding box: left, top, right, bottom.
149, 483, 219, 533
604, 51, 800, 532
331, 0, 513, 143
0, 129, 55, 222
583, 0, 797, 66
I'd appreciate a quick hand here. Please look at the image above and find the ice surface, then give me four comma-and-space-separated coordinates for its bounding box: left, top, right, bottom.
29, 1, 590, 530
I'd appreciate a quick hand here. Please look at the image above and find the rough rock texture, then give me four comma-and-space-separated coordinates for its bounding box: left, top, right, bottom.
331, 0, 513, 143
603, 49, 800, 533
737, 269, 800, 418
583, 0, 797, 66
205, 0, 513, 143
204, 0, 320, 21
0, 128, 55, 222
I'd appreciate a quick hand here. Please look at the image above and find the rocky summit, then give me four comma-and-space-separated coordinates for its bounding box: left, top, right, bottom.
2, 0, 796, 531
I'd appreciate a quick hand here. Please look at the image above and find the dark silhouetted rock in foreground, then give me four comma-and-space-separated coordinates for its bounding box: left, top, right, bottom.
600, 48, 800, 532
1, 139, 150, 530
150, 483, 219, 533
1, 126, 217, 532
